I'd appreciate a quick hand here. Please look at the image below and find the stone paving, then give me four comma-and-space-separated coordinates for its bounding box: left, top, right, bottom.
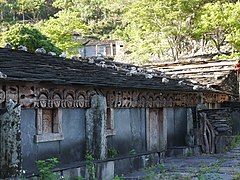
124, 147, 240, 180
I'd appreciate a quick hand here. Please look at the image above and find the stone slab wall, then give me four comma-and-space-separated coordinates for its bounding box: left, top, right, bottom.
21, 108, 86, 176
107, 108, 146, 156
165, 108, 188, 148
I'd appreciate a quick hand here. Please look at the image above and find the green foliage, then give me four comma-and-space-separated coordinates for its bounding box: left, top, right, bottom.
108, 147, 119, 158
230, 134, 240, 149
36, 157, 59, 180
233, 172, 240, 180
17, 0, 46, 21
1, 23, 61, 53
86, 153, 96, 180
194, 2, 240, 52
39, 10, 88, 56
52, 0, 132, 39
129, 149, 136, 155
186, 149, 193, 157
158, 162, 166, 174
120, 0, 205, 62
113, 175, 124, 180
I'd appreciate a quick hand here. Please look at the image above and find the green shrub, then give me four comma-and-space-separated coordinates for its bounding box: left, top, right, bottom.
36, 157, 59, 180
108, 148, 119, 158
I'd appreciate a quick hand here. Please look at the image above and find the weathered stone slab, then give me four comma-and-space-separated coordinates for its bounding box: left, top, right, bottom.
86, 95, 107, 160
97, 161, 114, 180
0, 100, 22, 178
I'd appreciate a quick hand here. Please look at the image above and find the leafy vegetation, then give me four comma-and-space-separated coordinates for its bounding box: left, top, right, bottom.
230, 134, 240, 149
108, 147, 119, 158
36, 157, 59, 180
0, 0, 239, 62
86, 153, 96, 180
1, 23, 61, 53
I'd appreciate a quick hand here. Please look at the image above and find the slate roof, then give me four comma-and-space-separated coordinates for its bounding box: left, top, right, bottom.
84, 39, 117, 46
0, 48, 222, 93
144, 60, 237, 93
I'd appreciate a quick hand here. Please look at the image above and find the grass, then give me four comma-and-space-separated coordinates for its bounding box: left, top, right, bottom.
230, 134, 240, 149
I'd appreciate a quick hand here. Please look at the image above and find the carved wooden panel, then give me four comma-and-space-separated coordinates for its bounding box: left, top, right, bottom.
19, 85, 36, 107
147, 108, 163, 151
105, 90, 200, 108
0, 89, 5, 104
6, 86, 18, 102
0, 82, 232, 109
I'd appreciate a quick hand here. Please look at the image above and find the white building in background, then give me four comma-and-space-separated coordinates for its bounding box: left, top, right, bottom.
79, 40, 124, 59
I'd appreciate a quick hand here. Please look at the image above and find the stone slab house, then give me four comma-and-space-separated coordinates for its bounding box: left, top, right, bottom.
80, 40, 124, 59
144, 59, 238, 99
144, 59, 240, 154
0, 48, 232, 179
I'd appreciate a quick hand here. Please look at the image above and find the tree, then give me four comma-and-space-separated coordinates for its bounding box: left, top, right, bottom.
52, 0, 133, 38
16, 0, 46, 22
39, 10, 88, 56
224, 2, 240, 52
1, 23, 61, 53
119, 0, 203, 62
194, 2, 227, 53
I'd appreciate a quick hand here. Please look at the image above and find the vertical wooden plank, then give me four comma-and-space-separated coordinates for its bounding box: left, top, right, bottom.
174, 108, 187, 146
166, 108, 175, 148
149, 109, 160, 151
187, 108, 193, 134
53, 109, 62, 133
106, 108, 114, 130
162, 108, 167, 151
42, 109, 53, 133
146, 108, 150, 151
36, 108, 43, 135
110, 43, 113, 56
158, 108, 166, 151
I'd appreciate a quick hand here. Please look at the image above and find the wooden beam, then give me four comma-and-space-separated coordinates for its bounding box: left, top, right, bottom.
151, 61, 235, 72
164, 68, 234, 75
182, 74, 226, 78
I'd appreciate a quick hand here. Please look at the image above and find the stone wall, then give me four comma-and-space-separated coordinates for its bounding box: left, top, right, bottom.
107, 108, 146, 156
198, 108, 240, 154
21, 108, 86, 175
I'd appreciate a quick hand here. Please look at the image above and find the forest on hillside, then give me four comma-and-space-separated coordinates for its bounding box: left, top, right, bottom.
0, 0, 239, 63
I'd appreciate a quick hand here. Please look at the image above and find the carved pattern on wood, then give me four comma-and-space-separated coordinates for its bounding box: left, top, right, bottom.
0, 83, 231, 108
203, 93, 229, 103
0, 89, 5, 103
106, 90, 199, 108
6, 86, 18, 102
34, 88, 98, 108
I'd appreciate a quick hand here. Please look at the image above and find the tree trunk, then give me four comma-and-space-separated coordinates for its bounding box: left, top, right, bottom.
22, 12, 25, 23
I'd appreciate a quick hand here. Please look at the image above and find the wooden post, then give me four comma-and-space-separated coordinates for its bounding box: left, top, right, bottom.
0, 100, 22, 178
238, 72, 240, 101
187, 108, 193, 134
235, 60, 240, 100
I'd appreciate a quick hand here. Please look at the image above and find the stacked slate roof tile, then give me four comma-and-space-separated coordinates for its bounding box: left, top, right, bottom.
0, 48, 219, 92
143, 60, 237, 94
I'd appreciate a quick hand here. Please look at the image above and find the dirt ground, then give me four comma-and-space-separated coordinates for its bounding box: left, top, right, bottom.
124, 147, 240, 180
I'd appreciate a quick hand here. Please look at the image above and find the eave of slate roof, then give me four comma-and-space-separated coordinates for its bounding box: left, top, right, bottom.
0, 48, 226, 93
